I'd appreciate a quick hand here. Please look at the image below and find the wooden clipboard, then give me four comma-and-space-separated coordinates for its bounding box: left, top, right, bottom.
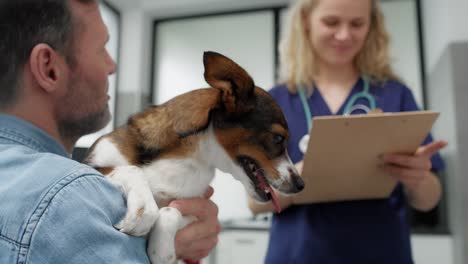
294, 111, 439, 204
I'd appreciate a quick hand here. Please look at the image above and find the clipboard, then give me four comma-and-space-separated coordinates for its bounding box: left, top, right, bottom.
294, 111, 439, 204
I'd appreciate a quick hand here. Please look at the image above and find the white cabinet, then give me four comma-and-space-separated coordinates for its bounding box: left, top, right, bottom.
205, 230, 453, 264
210, 229, 270, 264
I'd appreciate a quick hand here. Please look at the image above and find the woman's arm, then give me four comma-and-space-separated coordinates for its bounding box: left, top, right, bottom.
404, 171, 442, 211
382, 140, 447, 212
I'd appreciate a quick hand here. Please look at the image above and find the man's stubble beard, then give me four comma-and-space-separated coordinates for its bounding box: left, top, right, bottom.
56, 78, 111, 144
57, 103, 111, 143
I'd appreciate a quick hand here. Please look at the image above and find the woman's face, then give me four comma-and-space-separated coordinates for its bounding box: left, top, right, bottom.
307, 0, 371, 68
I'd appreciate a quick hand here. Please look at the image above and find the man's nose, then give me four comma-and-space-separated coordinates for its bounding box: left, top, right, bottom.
109, 58, 117, 75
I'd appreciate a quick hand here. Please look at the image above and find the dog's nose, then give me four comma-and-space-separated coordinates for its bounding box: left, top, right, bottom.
291, 175, 305, 192
287, 167, 304, 192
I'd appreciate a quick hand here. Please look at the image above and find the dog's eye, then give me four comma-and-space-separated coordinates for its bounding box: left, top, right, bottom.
273, 134, 284, 145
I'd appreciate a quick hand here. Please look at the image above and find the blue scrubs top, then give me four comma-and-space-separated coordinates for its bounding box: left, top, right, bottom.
265, 78, 445, 264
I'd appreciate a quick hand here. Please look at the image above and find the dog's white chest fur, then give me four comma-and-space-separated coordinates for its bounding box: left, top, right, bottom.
143, 126, 234, 202
143, 156, 215, 201
89, 125, 234, 204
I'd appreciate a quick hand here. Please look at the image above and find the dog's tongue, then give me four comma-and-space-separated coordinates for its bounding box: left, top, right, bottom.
255, 171, 281, 213
267, 185, 281, 213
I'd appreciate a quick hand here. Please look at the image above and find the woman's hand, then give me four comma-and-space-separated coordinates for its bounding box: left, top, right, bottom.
381, 140, 447, 211
275, 160, 304, 209
295, 160, 304, 175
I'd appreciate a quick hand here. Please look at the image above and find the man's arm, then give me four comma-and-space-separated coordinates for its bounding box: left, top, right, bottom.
28, 175, 150, 264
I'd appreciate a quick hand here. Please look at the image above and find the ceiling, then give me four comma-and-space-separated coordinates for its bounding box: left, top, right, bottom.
105, 0, 290, 18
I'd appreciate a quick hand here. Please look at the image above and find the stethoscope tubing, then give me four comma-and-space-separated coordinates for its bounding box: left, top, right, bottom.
298, 77, 376, 132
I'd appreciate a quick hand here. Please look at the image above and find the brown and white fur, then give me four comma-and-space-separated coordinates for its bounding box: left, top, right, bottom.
85, 52, 304, 263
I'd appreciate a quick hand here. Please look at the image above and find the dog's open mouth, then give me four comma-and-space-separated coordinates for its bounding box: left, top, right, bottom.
238, 156, 281, 213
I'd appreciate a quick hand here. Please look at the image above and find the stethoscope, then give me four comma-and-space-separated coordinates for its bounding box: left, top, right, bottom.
297, 77, 378, 153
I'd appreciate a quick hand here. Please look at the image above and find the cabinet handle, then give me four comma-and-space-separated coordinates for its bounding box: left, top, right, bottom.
235, 239, 255, 245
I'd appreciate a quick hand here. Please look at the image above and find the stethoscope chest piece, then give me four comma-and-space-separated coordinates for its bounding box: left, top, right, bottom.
299, 134, 309, 154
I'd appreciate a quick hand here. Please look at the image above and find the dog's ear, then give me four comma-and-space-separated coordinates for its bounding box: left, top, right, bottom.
203, 51, 255, 115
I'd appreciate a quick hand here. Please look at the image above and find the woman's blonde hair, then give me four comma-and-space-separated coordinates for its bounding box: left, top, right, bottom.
279, 0, 399, 93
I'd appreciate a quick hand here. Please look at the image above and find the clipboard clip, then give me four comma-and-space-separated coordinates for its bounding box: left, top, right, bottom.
367, 108, 383, 115
299, 108, 383, 154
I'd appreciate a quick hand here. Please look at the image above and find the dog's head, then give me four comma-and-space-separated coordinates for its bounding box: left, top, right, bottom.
204, 51, 304, 212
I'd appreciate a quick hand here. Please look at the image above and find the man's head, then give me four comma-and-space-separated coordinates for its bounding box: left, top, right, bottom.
0, 0, 116, 148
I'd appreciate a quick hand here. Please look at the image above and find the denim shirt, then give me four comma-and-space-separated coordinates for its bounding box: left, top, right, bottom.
0, 114, 150, 264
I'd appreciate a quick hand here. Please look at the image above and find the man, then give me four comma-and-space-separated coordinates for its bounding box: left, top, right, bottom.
0, 0, 220, 263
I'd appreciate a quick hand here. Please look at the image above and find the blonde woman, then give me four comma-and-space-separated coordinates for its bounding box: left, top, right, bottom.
248, 0, 446, 263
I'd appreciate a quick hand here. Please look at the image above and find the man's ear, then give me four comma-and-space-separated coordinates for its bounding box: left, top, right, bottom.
28, 43, 66, 93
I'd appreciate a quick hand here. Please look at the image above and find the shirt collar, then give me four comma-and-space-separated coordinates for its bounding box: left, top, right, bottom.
0, 114, 69, 158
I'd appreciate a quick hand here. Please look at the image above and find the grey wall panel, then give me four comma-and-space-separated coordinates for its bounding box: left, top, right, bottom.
427, 41, 468, 264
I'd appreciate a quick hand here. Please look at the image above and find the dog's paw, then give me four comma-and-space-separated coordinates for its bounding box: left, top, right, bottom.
110, 166, 159, 236
148, 250, 176, 264
147, 207, 183, 264
114, 188, 159, 236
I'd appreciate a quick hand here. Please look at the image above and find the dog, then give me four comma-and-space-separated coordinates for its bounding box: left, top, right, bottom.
84, 51, 304, 263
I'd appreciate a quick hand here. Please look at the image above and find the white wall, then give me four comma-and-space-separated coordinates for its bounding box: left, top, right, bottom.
113, 8, 153, 125
380, 0, 423, 107
154, 12, 275, 103
422, 0, 468, 74
119, 9, 152, 96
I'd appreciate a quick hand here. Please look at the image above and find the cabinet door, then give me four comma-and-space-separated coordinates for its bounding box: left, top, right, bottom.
214, 230, 269, 264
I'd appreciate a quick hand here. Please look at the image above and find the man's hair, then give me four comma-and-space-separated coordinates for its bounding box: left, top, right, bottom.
0, 0, 94, 110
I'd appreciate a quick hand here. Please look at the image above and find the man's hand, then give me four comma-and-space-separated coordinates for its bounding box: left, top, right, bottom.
169, 186, 221, 261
